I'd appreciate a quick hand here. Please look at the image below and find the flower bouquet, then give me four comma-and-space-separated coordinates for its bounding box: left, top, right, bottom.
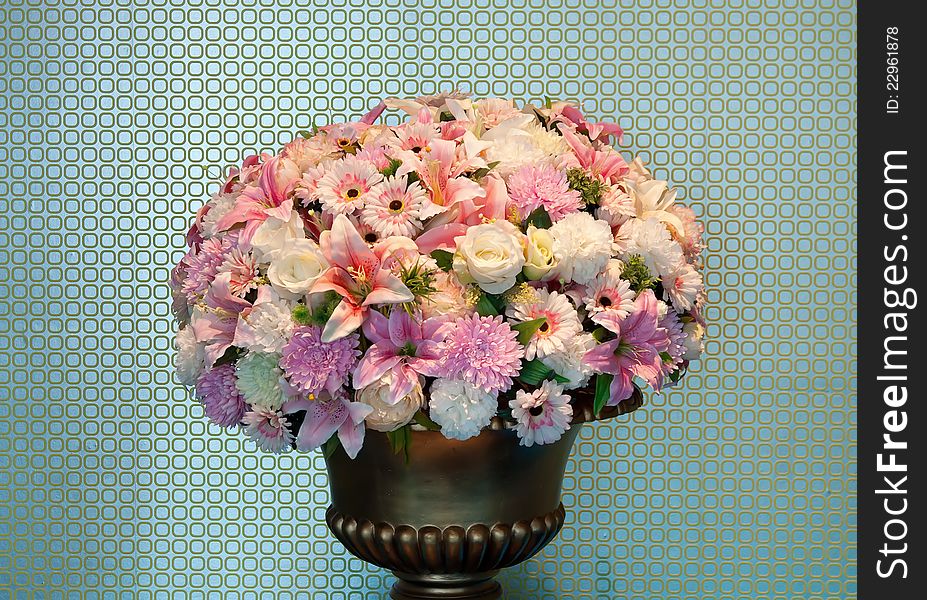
172, 93, 705, 599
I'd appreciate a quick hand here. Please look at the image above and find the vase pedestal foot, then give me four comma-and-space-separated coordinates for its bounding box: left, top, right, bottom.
389, 572, 501, 600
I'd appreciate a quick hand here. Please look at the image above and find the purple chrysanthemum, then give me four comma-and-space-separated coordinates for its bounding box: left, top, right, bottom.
195, 364, 248, 428
280, 325, 361, 395
507, 164, 582, 221
181, 236, 233, 302
437, 314, 524, 394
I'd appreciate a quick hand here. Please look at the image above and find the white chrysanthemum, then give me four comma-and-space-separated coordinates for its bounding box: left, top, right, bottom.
505, 290, 582, 361
174, 325, 205, 386
620, 217, 685, 277
235, 352, 288, 410
539, 332, 596, 390
549, 212, 615, 285
316, 155, 383, 215
428, 378, 497, 441
509, 380, 573, 447
662, 262, 703, 313
201, 192, 239, 239
360, 175, 426, 237
481, 116, 568, 177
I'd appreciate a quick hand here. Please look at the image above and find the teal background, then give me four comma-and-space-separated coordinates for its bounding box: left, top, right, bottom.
0, 0, 856, 598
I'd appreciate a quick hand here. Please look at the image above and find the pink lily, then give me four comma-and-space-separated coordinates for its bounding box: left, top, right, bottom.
557, 124, 629, 183
583, 290, 671, 403
214, 155, 301, 235
191, 271, 252, 366
558, 105, 625, 145
353, 310, 447, 405
283, 391, 373, 459
312, 214, 415, 342
403, 138, 486, 219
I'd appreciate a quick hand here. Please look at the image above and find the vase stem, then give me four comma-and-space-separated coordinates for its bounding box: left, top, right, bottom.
389, 572, 502, 600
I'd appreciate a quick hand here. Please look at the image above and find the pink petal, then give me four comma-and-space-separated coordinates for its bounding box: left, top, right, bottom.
353, 346, 403, 390
361, 309, 391, 344
387, 309, 416, 347
415, 223, 468, 254
608, 371, 635, 404
363, 271, 414, 306
292, 395, 347, 452
361, 101, 387, 125
321, 299, 365, 342
583, 340, 621, 373
387, 367, 418, 405
337, 417, 367, 460
321, 214, 378, 273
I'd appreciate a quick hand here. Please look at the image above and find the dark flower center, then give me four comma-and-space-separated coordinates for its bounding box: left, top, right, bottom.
599, 296, 612, 307
538, 322, 550, 333
411, 146, 422, 153
338, 138, 352, 147
346, 188, 360, 199
364, 232, 378, 243
388, 199, 404, 211
529, 405, 544, 417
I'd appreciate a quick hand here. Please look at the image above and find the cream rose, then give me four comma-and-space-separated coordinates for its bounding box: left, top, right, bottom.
682, 321, 705, 361
357, 375, 424, 432
452, 220, 526, 294
522, 225, 557, 281
267, 239, 329, 300
251, 210, 306, 263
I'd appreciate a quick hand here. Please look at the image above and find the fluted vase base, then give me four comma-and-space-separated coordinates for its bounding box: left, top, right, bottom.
389, 573, 501, 599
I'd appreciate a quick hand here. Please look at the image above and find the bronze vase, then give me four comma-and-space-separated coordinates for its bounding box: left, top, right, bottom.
324, 387, 643, 599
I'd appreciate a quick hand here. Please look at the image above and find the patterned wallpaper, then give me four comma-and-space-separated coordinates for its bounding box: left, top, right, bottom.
0, 0, 856, 598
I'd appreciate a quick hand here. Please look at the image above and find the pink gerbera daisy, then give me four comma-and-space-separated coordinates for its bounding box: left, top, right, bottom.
217, 248, 260, 297
509, 379, 573, 447
437, 314, 524, 394
316, 155, 383, 215
506, 164, 582, 221
360, 175, 427, 237
584, 264, 636, 322
280, 325, 361, 395
242, 405, 294, 453
194, 364, 249, 428
505, 290, 582, 361
662, 262, 702, 313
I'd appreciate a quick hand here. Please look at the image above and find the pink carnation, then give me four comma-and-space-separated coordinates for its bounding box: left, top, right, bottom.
195, 364, 248, 428
506, 164, 582, 221
280, 325, 361, 395
437, 314, 524, 394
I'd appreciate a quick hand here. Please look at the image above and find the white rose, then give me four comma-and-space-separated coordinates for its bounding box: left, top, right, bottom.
251, 210, 306, 263
452, 220, 526, 295
522, 225, 557, 281
682, 321, 705, 361
267, 238, 329, 300
357, 375, 424, 432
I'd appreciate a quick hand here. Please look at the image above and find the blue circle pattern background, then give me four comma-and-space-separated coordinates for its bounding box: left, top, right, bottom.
0, 0, 856, 598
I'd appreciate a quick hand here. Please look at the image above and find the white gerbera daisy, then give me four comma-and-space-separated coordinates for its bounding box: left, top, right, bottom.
549, 212, 615, 285
428, 378, 497, 441
620, 217, 685, 277
508, 380, 573, 447
506, 289, 582, 361
316, 155, 383, 215
539, 332, 596, 390
583, 260, 636, 320
662, 262, 703, 312
360, 175, 426, 237
174, 325, 205, 386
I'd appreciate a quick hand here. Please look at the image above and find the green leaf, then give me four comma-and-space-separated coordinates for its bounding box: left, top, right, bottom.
518, 359, 552, 386
591, 326, 610, 343
552, 373, 571, 384
430, 249, 454, 272
412, 410, 441, 432
594, 373, 614, 416
380, 157, 403, 178
512, 317, 547, 346
296, 129, 314, 139
439, 111, 456, 122
475, 293, 499, 317
524, 206, 553, 229
386, 425, 412, 463
321, 435, 341, 460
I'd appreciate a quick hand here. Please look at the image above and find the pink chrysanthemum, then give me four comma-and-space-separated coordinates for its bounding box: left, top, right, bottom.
509, 379, 573, 447
437, 314, 524, 394
506, 164, 582, 221
195, 364, 248, 428
217, 248, 260, 297
180, 236, 232, 302
280, 325, 361, 395
360, 175, 427, 237
316, 155, 383, 215
242, 405, 294, 453
355, 143, 392, 170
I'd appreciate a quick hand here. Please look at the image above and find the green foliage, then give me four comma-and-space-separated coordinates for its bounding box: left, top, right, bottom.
524, 206, 553, 229
518, 359, 553, 386
291, 304, 314, 326
474, 292, 503, 317
309, 291, 342, 326
511, 317, 547, 346
621, 255, 658, 292
386, 425, 412, 463
322, 434, 341, 460
430, 249, 454, 272
380, 157, 404, 178
412, 410, 441, 432
594, 373, 614, 416
566, 167, 607, 205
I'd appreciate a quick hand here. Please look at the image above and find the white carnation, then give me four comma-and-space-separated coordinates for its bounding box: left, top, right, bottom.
539, 332, 596, 390
233, 290, 296, 354
174, 325, 205, 386
201, 192, 239, 239
481, 115, 568, 177
428, 378, 497, 441
620, 217, 685, 277
549, 212, 614, 285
